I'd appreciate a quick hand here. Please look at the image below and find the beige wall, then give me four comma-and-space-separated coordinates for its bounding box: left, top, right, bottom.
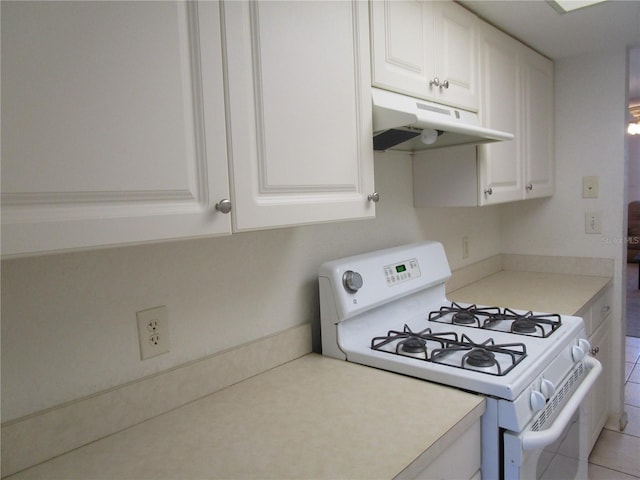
1, 152, 503, 422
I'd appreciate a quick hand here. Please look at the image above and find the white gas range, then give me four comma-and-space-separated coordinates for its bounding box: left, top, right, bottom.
319, 242, 601, 480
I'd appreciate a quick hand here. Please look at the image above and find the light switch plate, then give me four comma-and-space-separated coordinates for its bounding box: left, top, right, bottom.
582, 176, 599, 198
585, 211, 602, 234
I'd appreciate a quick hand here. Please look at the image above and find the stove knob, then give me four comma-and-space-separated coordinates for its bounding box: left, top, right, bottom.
579, 338, 591, 353
342, 270, 363, 293
541, 379, 556, 399
530, 390, 546, 412
572, 339, 591, 361
572, 345, 586, 362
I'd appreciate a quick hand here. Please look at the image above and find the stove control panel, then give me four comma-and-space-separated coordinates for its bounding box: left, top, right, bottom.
384, 258, 421, 286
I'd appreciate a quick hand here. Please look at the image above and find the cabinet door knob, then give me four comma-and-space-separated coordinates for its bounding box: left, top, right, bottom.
440, 79, 449, 89
368, 192, 380, 203
601, 305, 610, 314
429, 77, 441, 87
526, 183, 533, 191
484, 187, 493, 196
215, 199, 232, 214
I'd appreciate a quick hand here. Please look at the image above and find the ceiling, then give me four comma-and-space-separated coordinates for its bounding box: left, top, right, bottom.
458, 0, 640, 101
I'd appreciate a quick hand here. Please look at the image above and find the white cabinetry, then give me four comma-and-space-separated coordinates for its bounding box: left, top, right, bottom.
1, 1, 231, 256
222, 1, 375, 232
478, 23, 554, 205
413, 23, 553, 207
370, 0, 479, 111
410, 419, 481, 480
576, 286, 612, 453
1, 1, 375, 257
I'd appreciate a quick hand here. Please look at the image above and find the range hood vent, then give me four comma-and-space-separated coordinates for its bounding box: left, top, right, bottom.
372, 88, 514, 152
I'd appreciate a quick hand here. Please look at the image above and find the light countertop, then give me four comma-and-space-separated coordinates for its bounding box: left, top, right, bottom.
8, 268, 611, 479
449, 270, 611, 315
9, 354, 485, 480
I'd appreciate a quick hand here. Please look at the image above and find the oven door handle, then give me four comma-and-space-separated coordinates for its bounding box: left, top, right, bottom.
521, 356, 602, 451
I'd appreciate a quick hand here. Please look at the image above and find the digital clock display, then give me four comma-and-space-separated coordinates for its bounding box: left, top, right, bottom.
395, 264, 407, 273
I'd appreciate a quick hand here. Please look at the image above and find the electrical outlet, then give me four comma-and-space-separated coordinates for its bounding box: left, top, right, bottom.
462, 236, 469, 259
585, 211, 602, 234
136, 306, 170, 360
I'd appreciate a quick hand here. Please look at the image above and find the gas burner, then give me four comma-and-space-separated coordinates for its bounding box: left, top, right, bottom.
430, 334, 527, 376
398, 336, 427, 354
453, 312, 476, 325
371, 326, 458, 361
429, 302, 500, 327
482, 308, 562, 338
511, 318, 537, 334
465, 348, 497, 368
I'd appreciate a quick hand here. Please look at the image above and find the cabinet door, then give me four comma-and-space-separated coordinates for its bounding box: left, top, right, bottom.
370, 1, 436, 101
1, 1, 231, 257
433, 1, 479, 111
588, 317, 611, 452
523, 49, 554, 199
223, 1, 375, 231
477, 24, 523, 205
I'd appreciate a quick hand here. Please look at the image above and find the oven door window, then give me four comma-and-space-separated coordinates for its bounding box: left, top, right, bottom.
503, 404, 589, 480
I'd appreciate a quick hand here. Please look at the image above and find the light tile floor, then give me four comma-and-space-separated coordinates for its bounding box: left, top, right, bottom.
588, 336, 640, 479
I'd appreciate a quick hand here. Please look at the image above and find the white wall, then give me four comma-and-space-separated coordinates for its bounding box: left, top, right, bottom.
1, 152, 502, 422
500, 49, 628, 418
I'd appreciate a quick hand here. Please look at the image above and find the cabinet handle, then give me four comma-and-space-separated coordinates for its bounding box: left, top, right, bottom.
526, 183, 533, 191
429, 77, 450, 90
601, 305, 610, 314
590, 346, 600, 356
368, 192, 380, 203
215, 199, 232, 214
484, 187, 493, 196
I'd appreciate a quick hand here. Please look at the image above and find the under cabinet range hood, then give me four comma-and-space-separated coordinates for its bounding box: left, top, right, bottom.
372, 87, 514, 152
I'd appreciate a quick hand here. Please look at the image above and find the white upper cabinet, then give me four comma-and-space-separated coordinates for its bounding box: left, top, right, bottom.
413, 21, 554, 207
221, 1, 375, 231
477, 24, 523, 204
371, 0, 479, 111
1, 1, 231, 257
1, 1, 375, 257
478, 23, 554, 205
522, 47, 554, 199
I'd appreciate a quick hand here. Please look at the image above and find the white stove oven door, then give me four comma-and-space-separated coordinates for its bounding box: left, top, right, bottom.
504, 407, 587, 479
502, 356, 601, 480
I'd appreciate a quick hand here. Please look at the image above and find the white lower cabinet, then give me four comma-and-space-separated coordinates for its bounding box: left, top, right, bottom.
588, 316, 611, 452
405, 420, 481, 480
1, 1, 375, 258
575, 286, 613, 453
577, 285, 613, 453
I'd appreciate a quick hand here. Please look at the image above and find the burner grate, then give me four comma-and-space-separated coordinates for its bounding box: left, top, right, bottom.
371, 330, 527, 376
430, 334, 527, 376
428, 302, 500, 327
430, 303, 562, 338
371, 325, 458, 361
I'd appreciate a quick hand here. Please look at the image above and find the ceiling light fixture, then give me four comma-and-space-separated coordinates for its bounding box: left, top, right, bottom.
547, 0, 609, 14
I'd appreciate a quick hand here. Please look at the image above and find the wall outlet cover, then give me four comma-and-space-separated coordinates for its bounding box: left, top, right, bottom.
136, 306, 170, 360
